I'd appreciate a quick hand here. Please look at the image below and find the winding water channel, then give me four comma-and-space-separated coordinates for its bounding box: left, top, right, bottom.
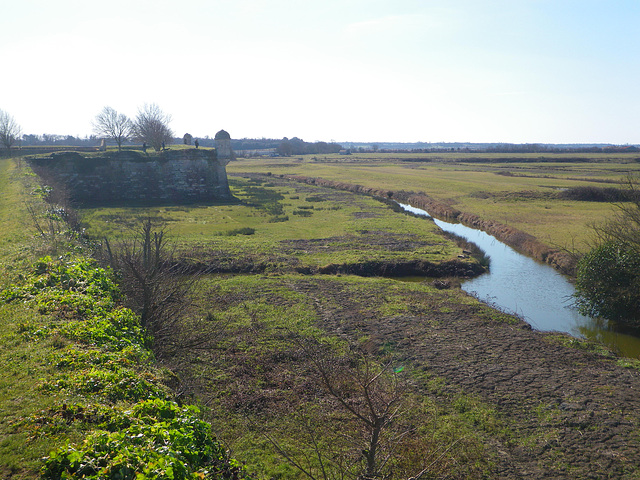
399, 203, 640, 359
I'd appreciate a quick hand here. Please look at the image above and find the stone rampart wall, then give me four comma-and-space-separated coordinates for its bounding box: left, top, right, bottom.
28, 150, 232, 205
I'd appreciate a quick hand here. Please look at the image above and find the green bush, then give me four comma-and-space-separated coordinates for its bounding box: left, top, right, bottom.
575, 241, 640, 325
42, 399, 246, 480
59, 308, 147, 351
40, 366, 169, 403
558, 186, 632, 202
1, 256, 120, 318
267, 215, 289, 223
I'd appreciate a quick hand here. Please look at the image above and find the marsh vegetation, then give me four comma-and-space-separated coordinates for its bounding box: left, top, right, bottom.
3, 152, 640, 479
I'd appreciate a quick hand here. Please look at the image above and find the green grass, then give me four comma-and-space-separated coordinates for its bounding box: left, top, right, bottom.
0, 159, 83, 476
0, 159, 40, 274
9, 151, 637, 478
0, 158, 69, 477
227, 153, 640, 251
78, 176, 464, 271
0, 158, 248, 479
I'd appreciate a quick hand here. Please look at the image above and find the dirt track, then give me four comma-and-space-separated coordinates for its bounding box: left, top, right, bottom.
283, 276, 640, 479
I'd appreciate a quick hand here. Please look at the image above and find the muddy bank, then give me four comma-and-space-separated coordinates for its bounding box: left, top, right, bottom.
316, 259, 484, 277
189, 271, 640, 478
180, 257, 483, 278
284, 174, 577, 275
286, 277, 640, 479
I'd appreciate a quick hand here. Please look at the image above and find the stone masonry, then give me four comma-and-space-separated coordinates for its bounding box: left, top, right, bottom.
28, 149, 233, 205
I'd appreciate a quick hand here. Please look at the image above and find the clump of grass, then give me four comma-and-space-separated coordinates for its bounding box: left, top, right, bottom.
543, 333, 617, 358
226, 227, 256, 236
292, 210, 313, 217
617, 357, 640, 371
268, 215, 289, 223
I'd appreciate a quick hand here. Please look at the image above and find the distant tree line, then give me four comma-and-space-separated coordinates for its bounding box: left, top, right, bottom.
232, 138, 280, 151
200, 137, 343, 156
20, 134, 99, 146
277, 137, 342, 156
4, 104, 637, 155
8, 135, 639, 156
484, 144, 640, 154
370, 145, 640, 154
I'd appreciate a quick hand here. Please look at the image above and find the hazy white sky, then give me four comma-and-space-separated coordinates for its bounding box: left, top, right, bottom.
2, 0, 639, 144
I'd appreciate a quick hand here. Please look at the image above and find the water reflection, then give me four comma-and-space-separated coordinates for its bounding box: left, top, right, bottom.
398, 203, 640, 359
577, 318, 640, 358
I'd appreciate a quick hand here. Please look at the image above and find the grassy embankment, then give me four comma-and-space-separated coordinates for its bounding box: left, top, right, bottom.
226, 152, 640, 253
0, 157, 68, 475
0, 157, 248, 478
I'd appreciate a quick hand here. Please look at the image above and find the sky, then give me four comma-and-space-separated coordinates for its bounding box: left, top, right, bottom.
1, 0, 639, 144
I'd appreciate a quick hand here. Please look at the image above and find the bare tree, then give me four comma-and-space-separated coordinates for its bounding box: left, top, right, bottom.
0, 109, 22, 150
133, 103, 174, 152
98, 217, 232, 374
258, 337, 471, 480
92, 106, 133, 152
260, 339, 428, 480
313, 353, 407, 479
100, 218, 196, 348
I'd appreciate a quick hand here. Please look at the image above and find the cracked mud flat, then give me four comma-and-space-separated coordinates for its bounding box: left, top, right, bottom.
287, 277, 640, 479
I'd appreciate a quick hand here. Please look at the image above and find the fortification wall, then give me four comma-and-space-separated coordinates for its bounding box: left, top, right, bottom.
28, 149, 232, 205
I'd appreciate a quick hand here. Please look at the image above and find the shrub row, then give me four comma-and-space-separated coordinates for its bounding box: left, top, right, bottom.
558, 185, 635, 202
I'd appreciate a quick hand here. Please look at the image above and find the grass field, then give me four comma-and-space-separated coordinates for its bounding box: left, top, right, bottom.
226, 152, 640, 251
4, 151, 640, 478
78, 175, 467, 272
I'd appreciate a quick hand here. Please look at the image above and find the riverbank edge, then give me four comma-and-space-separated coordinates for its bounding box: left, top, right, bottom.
282, 174, 578, 276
